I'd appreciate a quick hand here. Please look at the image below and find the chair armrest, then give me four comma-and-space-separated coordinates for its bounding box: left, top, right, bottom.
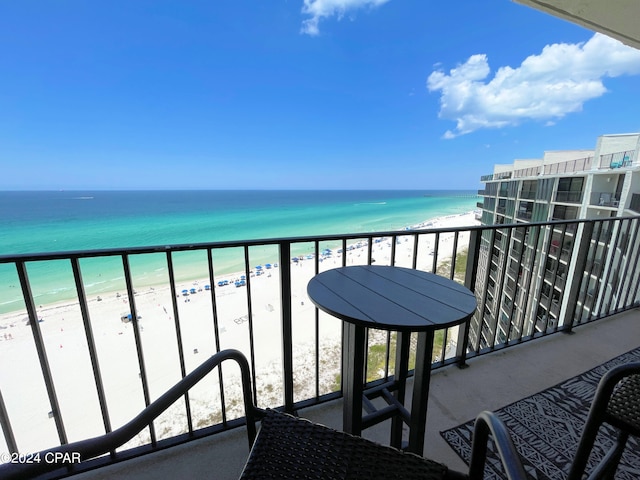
0, 349, 259, 480
467, 411, 527, 480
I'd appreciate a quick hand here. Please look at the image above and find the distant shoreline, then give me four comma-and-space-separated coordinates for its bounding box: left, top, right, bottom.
0, 190, 480, 314
0, 210, 479, 319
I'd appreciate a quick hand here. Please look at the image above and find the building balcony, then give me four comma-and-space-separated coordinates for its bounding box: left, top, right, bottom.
518, 190, 536, 200
494, 172, 512, 180
589, 191, 621, 208
1, 217, 639, 479
544, 267, 566, 289
598, 150, 634, 169
543, 156, 592, 175
554, 190, 583, 203
512, 166, 541, 179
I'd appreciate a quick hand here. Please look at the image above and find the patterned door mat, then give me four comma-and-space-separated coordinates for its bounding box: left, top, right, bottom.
440, 347, 640, 480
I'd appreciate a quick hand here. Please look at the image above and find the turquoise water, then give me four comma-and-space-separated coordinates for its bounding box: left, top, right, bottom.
0, 190, 478, 313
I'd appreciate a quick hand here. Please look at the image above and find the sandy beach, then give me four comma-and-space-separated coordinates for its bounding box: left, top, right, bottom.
0, 211, 479, 457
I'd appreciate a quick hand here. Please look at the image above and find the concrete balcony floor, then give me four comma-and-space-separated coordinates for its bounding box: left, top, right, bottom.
72, 309, 640, 480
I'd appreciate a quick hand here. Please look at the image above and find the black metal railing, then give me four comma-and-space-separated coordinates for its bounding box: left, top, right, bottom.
1, 216, 640, 475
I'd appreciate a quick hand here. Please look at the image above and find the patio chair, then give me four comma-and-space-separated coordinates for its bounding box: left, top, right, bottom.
567, 361, 640, 480
239, 408, 527, 480
239, 361, 640, 480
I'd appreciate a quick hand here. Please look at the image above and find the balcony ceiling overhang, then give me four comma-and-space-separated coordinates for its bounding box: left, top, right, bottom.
513, 0, 640, 50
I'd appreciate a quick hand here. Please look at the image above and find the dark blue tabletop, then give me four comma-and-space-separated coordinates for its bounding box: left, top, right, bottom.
307, 265, 477, 332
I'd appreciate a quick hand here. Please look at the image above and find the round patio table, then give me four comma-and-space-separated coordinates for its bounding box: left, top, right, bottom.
307, 265, 477, 455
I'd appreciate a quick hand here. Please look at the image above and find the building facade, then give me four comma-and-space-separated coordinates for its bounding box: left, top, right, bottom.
474, 133, 640, 350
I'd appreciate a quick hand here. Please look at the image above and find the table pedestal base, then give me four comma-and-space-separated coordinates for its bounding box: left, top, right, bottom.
342, 323, 435, 455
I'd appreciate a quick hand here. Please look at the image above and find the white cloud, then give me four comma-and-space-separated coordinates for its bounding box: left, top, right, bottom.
301, 0, 390, 36
427, 33, 640, 138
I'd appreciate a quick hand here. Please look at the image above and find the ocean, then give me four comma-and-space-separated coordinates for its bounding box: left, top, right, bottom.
0, 190, 478, 313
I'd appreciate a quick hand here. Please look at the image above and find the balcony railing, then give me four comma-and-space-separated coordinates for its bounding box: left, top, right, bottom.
494, 172, 512, 180
519, 190, 536, 200
598, 150, 634, 169
516, 210, 532, 221
512, 166, 541, 178
543, 156, 592, 175
554, 190, 583, 203
1, 216, 640, 476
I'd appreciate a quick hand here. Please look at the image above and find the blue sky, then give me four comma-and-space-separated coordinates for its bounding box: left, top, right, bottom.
1, 0, 639, 190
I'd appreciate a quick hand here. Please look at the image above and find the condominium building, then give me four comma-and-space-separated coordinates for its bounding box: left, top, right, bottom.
474, 133, 640, 350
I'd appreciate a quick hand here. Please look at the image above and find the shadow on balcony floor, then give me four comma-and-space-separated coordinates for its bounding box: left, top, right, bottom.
71, 309, 640, 480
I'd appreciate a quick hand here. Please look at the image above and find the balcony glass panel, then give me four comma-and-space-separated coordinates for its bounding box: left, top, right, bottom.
555, 177, 584, 203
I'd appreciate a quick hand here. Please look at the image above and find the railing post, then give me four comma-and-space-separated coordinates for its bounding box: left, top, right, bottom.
70, 258, 113, 436
0, 388, 18, 456
279, 242, 295, 413
562, 221, 594, 333
121, 254, 155, 445
16, 261, 68, 446
621, 218, 640, 308
456, 228, 481, 367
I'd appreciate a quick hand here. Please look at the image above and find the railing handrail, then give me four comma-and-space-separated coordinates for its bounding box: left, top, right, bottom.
3, 215, 640, 264
0, 349, 258, 480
